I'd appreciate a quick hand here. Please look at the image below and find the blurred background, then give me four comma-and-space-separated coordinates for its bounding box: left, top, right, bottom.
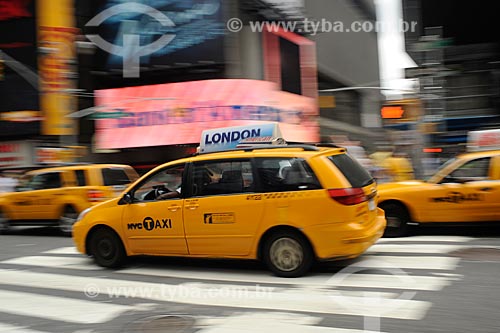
0, 0, 499, 178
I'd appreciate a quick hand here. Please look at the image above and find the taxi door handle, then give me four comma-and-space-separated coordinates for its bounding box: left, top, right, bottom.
480, 187, 492, 192
168, 205, 181, 212
186, 204, 199, 210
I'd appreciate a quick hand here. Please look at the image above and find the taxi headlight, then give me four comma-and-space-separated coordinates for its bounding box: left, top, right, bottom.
77, 207, 92, 223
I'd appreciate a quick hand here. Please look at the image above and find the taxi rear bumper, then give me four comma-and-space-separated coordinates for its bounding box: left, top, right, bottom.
303, 208, 386, 260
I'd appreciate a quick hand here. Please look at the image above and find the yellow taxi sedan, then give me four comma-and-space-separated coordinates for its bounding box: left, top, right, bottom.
73, 138, 385, 277
378, 149, 500, 237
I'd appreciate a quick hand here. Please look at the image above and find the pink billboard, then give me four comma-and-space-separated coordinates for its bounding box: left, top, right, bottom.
94, 79, 319, 149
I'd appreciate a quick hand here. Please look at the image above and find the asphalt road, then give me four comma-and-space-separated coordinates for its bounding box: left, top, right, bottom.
0, 225, 500, 333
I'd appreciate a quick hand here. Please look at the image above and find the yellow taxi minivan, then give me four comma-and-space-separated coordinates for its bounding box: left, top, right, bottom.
378, 147, 500, 237
73, 125, 386, 277
0, 164, 139, 235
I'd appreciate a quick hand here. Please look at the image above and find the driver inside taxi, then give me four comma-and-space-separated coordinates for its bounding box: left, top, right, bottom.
156, 186, 181, 200
155, 168, 183, 200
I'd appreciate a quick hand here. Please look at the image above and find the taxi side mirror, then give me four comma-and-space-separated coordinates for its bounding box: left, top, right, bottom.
119, 193, 133, 205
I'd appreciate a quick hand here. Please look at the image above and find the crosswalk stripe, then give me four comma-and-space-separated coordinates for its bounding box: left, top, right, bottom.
324, 273, 451, 291
196, 312, 387, 333
0, 290, 134, 324
0, 251, 457, 290
0, 256, 103, 270
117, 267, 451, 291
0, 323, 46, 333
366, 244, 464, 254
341, 255, 460, 271
376, 236, 472, 243
42, 247, 79, 255
0, 269, 430, 320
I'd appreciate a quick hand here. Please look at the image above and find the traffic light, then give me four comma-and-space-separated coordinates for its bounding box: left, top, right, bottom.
381, 105, 404, 119
381, 99, 422, 123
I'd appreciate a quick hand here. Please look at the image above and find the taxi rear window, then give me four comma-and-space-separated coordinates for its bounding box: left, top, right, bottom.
328, 154, 374, 187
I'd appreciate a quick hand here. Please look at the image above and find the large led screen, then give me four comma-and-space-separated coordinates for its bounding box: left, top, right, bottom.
0, 0, 40, 136
91, 0, 226, 71
94, 79, 319, 149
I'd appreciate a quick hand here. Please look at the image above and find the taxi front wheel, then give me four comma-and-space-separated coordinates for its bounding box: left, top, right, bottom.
89, 228, 127, 268
263, 231, 313, 278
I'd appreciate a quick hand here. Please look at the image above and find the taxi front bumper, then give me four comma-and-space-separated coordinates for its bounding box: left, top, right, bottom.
72, 222, 87, 255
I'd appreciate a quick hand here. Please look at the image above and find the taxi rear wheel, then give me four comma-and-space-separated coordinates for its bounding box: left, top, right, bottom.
59, 206, 78, 236
380, 202, 410, 237
263, 231, 313, 277
89, 228, 126, 268
0, 210, 9, 234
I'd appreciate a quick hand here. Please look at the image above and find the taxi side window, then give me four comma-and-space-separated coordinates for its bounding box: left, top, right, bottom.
132, 165, 185, 201
29, 172, 62, 190
254, 158, 321, 192
74, 170, 86, 186
191, 160, 253, 196
449, 157, 490, 181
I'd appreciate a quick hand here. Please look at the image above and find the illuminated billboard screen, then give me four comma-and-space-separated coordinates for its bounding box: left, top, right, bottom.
0, 0, 40, 136
92, 0, 226, 71
94, 79, 319, 149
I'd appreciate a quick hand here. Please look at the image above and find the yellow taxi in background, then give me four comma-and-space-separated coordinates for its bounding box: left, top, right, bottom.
378, 149, 500, 237
0, 164, 139, 235
73, 126, 385, 277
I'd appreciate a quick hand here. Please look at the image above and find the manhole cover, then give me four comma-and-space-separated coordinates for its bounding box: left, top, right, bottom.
128, 315, 195, 333
450, 247, 500, 262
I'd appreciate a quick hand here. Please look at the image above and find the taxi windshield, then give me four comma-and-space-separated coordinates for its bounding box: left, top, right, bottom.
425, 158, 457, 181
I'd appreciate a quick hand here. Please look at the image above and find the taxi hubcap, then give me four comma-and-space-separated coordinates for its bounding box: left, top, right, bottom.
270, 238, 303, 272
97, 239, 114, 259
59, 211, 77, 233
386, 216, 402, 228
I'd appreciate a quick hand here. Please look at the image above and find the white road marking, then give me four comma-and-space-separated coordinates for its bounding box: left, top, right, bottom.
0, 256, 102, 270
196, 312, 386, 333
366, 244, 464, 254
42, 247, 79, 255
0, 290, 134, 324
0, 323, 46, 333
0, 269, 430, 320
342, 256, 461, 271
376, 236, 472, 243
325, 273, 451, 291
118, 267, 451, 291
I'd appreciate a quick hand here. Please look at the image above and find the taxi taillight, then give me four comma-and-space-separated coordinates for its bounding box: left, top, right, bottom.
87, 190, 105, 202
328, 188, 367, 205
